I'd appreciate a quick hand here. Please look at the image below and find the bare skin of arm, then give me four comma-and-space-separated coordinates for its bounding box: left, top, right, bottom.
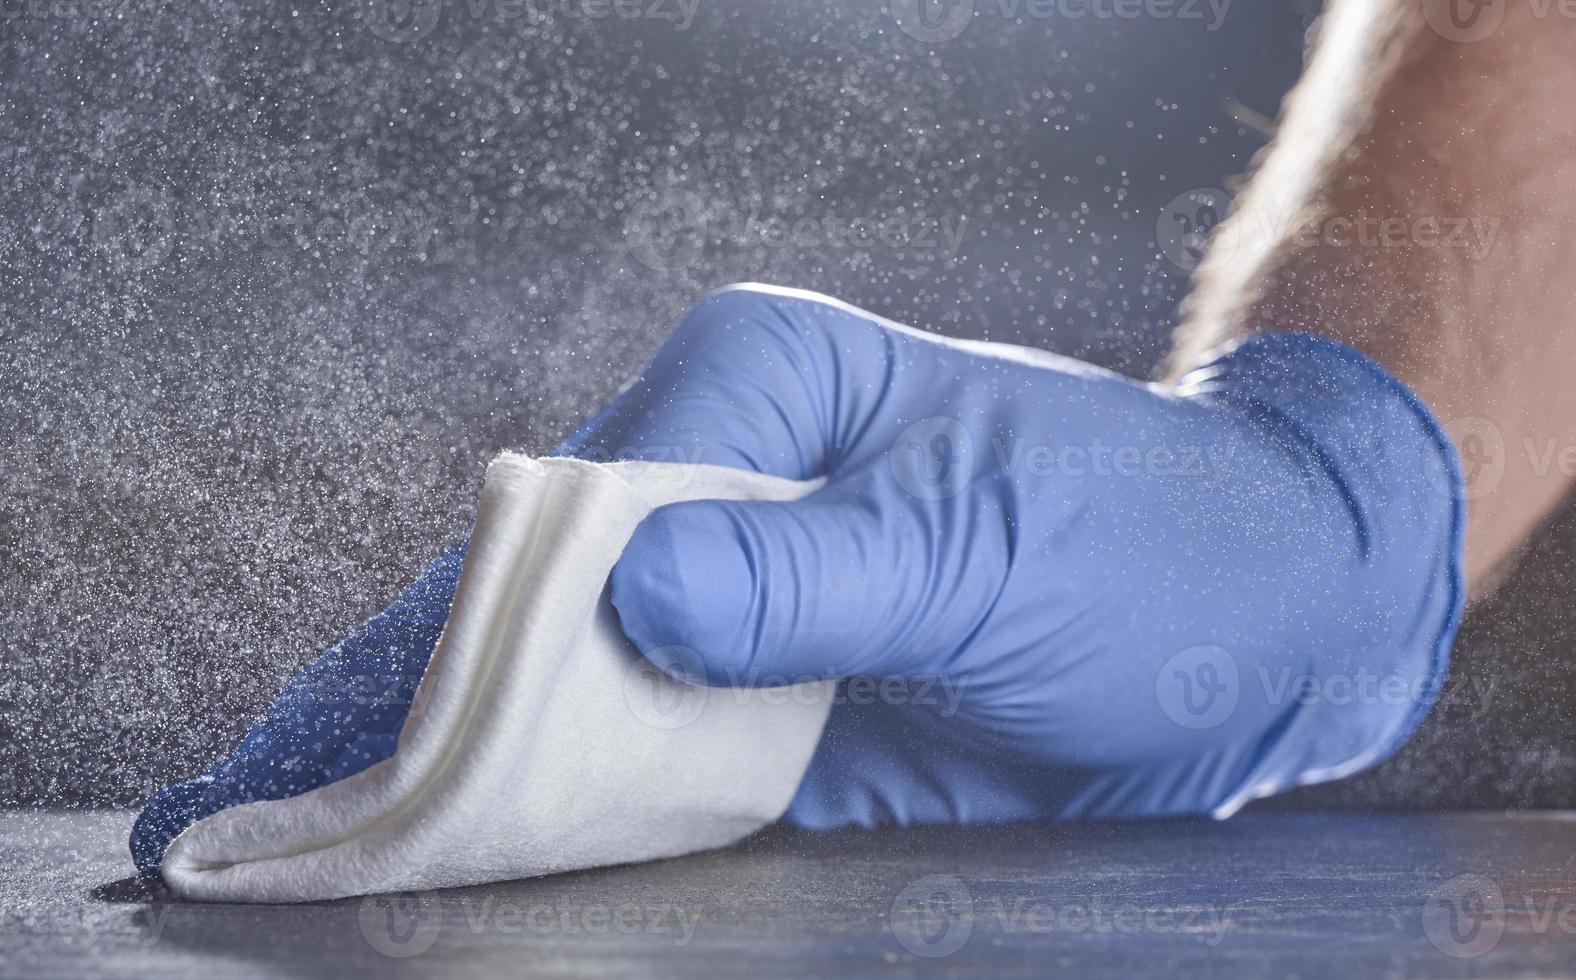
1166, 0, 1576, 593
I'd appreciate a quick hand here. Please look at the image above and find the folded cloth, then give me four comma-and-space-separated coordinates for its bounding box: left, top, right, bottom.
158, 454, 833, 903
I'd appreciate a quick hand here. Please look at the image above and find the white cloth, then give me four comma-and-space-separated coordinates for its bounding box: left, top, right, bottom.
162, 454, 834, 903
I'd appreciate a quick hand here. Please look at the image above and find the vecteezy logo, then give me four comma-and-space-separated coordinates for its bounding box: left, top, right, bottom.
92, 187, 176, 274
890, 874, 975, 958
890, 0, 975, 43
1157, 187, 1234, 272
1423, 874, 1505, 958
624, 188, 708, 272
361, 0, 444, 43
1156, 645, 1239, 730
1439, 416, 1505, 501
130, 894, 174, 947
889, 417, 973, 500
406, 669, 441, 722
359, 892, 443, 957
621, 645, 710, 730
1419, 0, 1506, 43
31, 186, 88, 254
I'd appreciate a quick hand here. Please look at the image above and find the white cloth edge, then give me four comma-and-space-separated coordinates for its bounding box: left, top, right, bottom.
161, 454, 833, 902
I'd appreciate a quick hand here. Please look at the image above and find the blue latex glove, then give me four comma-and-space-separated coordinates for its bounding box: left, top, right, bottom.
578, 285, 1465, 826
134, 283, 1464, 873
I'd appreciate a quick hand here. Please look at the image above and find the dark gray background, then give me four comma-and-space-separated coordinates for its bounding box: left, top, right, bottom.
2, 0, 1570, 810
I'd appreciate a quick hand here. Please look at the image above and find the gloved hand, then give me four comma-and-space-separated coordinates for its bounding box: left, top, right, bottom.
134, 283, 1464, 873
571, 284, 1465, 826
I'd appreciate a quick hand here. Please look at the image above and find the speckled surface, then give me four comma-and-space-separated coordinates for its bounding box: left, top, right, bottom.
3, 809, 1575, 978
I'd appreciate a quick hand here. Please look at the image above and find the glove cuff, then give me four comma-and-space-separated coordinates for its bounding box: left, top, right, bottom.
1177, 330, 1467, 813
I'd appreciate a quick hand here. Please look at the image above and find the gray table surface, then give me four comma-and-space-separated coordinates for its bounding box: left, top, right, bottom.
2, 809, 1573, 978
